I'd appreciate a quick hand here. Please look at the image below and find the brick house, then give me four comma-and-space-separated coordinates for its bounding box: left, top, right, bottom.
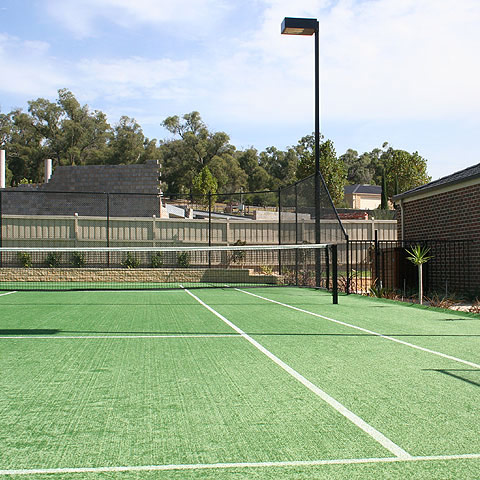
393, 163, 480, 295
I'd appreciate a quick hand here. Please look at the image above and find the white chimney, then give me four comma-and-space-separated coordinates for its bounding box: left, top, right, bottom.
45, 158, 52, 183
0, 150, 5, 189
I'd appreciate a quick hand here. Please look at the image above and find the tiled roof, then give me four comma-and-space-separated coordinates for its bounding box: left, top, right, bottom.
393, 163, 480, 201
344, 184, 381, 195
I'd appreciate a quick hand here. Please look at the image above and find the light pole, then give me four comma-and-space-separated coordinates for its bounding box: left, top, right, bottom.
281, 17, 322, 288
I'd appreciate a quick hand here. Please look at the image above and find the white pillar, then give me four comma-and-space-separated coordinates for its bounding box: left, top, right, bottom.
45, 158, 52, 183
0, 150, 5, 189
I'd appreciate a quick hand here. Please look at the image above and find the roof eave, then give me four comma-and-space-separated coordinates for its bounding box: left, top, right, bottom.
393, 172, 480, 202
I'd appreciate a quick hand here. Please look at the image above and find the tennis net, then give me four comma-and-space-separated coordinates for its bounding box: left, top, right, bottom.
0, 244, 338, 295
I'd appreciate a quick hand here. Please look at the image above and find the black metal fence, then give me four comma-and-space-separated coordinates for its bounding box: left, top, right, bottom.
343, 237, 472, 297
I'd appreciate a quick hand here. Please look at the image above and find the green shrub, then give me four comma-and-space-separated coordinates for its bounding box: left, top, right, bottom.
17, 252, 32, 268
122, 252, 140, 269
45, 252, 61, 268
230, 240, 246, 264
71, 251, 86, 268
177, 251, 190, 267
151, 252, 163, 268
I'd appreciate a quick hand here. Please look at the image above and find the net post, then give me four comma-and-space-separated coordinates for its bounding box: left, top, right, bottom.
331, 244, 338, 304
278, 188, 282, 275
325, 245, 330, 290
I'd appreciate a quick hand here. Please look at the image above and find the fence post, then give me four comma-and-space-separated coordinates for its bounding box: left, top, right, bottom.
208, 192, 212, 268
74, 213, 79, 248
346, 234, 350, 294
106, 193, 110, 267
0, 190, 2, 267
295, 183, 298, 285
374, 229, 379, 288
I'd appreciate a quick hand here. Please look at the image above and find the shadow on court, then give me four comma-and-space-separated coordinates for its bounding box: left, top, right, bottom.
0, 329, 60, 335
425, 369, 480, 388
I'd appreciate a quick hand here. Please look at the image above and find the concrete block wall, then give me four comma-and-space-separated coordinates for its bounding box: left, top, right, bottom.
1, 161, 161, 217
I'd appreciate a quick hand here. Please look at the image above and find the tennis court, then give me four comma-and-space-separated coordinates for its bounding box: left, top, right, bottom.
1, 286, 479, 479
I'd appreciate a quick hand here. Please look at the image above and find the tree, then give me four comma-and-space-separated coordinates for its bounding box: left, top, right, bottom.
54, 89, 111, 166
259, 146, 297, 189
295, 134, 346, 205
160, 111, 235, 193
373, 143, 430, 199
340, 149, 374, 185
191, 166, 218, 208
208, 155, 247, 193
107, 116, 145, 164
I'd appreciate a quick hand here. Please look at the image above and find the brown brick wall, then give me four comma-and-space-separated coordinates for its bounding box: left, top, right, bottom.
397, 183, 480, 293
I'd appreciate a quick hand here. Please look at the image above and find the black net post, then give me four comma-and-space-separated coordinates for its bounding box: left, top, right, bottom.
278, 188, 282, 274
325, 244, 330, 290
331, 244, 338, 304
374, 229, 379, 287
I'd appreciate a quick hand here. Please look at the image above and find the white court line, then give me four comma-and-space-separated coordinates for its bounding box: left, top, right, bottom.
0, 334, 241, 340
236, 289, 480, 370
2, 453, 480, 476
183, 288, 411, 459
0, 291, 17, 297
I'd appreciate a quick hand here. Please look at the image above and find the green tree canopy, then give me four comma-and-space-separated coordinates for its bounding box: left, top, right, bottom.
295, 134, 347, 205
191, 166, 218, 208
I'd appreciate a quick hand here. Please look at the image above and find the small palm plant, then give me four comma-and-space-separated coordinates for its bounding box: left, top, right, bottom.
405, 244, 433, 305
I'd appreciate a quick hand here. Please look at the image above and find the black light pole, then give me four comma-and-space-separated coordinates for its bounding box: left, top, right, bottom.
281, 17, 322, 288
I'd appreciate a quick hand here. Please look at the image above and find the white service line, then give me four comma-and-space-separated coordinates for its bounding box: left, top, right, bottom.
2, 453, 479, 476
183, 287, 411, 459
0, 291, 17, 297
236, 289, 480, 370
0, 334, 241, 340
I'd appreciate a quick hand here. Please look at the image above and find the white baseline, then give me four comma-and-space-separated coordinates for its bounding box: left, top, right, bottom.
1, 453, 479, 476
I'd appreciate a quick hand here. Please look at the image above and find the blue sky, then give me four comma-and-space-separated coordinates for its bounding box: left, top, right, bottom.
1, 0, 479, 181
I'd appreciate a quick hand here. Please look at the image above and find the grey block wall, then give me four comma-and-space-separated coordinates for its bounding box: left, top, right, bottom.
1, 160, 162, 217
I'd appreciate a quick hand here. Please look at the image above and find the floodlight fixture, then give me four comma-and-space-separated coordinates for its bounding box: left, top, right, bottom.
281, 17, 318, 36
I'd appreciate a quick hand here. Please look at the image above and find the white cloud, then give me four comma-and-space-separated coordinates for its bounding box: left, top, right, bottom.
76, 57, 190, 100
44, 0, 233, 38
318, 0, 480, 120
0, 34, 70, 101
192, 0, 480, 130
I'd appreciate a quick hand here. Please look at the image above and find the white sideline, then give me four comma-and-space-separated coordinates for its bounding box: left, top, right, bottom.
184, 288, 411, 459
236, 289, 480, 370
0, 291, 16, 297
1, 453, 479, 476
0, 334, 241, 340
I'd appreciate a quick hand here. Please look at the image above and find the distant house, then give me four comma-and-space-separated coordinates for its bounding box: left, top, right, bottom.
344, 184, 381, 210
393, 163, 480, 293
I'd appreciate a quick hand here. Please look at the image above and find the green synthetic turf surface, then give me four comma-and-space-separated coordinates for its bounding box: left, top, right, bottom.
0, 288, 479, 479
